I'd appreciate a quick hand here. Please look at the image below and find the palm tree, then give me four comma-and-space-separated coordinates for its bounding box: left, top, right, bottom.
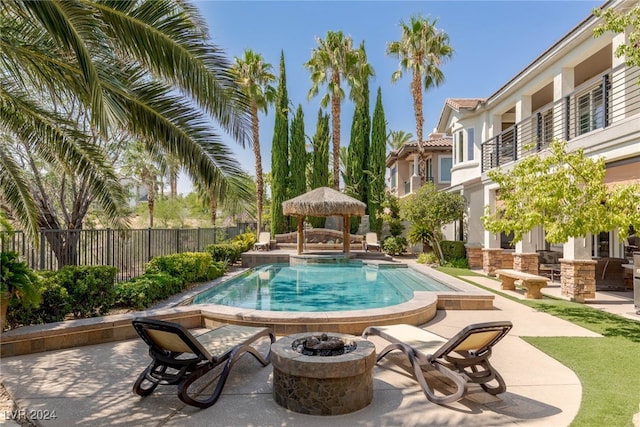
387, 130, 414, 151
305, 31, 362, 190
0, 1, 251, 242
387, 15, 453, 182
231, 50, 276, 234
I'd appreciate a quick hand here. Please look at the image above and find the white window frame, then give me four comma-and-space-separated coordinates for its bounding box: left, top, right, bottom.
467, 128, 475, 161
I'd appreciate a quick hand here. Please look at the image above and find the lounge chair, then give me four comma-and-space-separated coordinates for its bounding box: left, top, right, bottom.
131, 318, 275, 408
362, 321, 512, 404
253, 232, 271, 251
364, 232, 381, 252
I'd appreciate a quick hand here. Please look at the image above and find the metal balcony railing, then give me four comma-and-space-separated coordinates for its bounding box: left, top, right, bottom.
481, 64, 640, 172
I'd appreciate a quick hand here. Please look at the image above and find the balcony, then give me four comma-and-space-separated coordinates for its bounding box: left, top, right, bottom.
481, 64, 640, 172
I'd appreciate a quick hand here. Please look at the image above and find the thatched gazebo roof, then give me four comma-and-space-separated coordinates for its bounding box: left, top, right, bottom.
282, 187, 366, 217
282, 187, 366, 255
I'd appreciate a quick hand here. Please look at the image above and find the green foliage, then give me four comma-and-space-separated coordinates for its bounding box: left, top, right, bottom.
417, 252, 439, 265
594, 5, 640, 74
204, 243, 242, 264
482, 140, 640, 244
382, 236, 407, 256
231, 232, 257, 252
289, 104, 307, 230
153, 197, 188, 228
114, 272, 183, 309
381, 192, 404, 237
7, 273, 70, 327
440, 240, 466, 260
56, 266, 117, 318
407, 224, 433, 252
400, 183, 465, 261
0, 251, 41, 308
369, 87, 387, 234
441, 257, 469, 269
271, 51, 290, 234
146, 252, 220, 285
309, 109, 330, 228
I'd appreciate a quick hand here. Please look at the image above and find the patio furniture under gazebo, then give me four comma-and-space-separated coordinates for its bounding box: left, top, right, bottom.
282, 187, 366, 255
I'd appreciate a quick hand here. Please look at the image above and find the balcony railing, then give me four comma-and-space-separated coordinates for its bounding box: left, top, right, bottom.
481, 64, 640, 172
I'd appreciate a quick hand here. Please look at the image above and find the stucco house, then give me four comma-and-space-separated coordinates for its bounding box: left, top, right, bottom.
433, 0, 639, 301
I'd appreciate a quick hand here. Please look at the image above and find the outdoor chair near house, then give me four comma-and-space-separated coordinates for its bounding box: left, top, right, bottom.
253, 232, 271, 251
362, 321, 512, 404
364, 232, 381, 252
131, 317, 274, 408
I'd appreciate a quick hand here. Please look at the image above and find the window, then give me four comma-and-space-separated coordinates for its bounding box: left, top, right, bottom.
541, 110, 553, 144
467, 128, 474, 161
425, 158, 433, 182
390, 166, 396, 188
577, 86, 604, 136
439, 156, 452, 183
457, 131, 464, 163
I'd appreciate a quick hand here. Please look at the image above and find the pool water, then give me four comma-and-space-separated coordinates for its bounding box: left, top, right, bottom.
192, 262, 454, 312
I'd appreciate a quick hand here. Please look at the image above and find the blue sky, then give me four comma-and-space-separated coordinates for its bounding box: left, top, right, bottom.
180, 0, 602, 192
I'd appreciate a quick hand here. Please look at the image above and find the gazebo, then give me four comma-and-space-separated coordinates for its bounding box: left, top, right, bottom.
282, 187, 366, 255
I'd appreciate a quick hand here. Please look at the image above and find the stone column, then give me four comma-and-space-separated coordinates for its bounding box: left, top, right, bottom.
560, 259, 596, 303
483, 248, 503, 276
465, 245, 483, 269
513, 253, 539, 274
560, 236, 595, 302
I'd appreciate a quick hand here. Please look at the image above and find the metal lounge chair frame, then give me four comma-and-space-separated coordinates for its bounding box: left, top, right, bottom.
132, 318, 275, 408
363, 321, 512, 404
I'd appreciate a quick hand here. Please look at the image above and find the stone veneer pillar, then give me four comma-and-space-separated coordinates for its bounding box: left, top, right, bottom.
482, 248, 504, 276
513, 253, 539, 274
560, 259, 596, 303
465, 245, 483, 269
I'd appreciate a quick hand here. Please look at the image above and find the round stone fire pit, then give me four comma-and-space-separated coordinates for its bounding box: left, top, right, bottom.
271, 332, 376, 415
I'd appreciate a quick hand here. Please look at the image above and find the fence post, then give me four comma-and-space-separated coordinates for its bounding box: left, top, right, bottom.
39, 229, 45, 270
148, 228, 152, 262
176, 228, 180, 253
106, 228, 112, 266
197, 228, 201, 251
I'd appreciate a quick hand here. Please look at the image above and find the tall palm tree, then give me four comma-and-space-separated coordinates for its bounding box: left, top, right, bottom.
387, 130, 414, 151
387, 15, 453, 182
0, 0, 251, 242
231, 50, 276, 234
305, 31, 362, 190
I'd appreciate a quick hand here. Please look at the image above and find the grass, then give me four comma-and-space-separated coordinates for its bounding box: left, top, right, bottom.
438, 266, 640, 427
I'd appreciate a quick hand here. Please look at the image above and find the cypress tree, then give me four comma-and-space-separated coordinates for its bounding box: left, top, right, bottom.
369, 87, 387, 234
271, 51, 289, 235
289, 104, 306, 229
309, 109, 330, 228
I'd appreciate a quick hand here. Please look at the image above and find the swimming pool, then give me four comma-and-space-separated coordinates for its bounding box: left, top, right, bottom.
192, 262, 455, 312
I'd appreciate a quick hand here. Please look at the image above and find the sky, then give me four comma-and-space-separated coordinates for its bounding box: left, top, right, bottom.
179, 0, 602, 193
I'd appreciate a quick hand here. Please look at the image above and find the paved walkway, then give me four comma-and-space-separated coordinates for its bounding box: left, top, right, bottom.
1, 266, 637, 427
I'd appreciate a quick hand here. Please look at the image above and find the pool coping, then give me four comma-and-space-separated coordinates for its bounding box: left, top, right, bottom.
0, 265, 494, 357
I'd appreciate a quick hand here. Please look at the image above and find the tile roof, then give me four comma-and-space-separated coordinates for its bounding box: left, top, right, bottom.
445, 98, 486, 111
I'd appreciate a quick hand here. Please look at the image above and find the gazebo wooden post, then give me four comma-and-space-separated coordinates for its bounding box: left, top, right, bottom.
297, 216, 304, 255
343, 214, 350, 255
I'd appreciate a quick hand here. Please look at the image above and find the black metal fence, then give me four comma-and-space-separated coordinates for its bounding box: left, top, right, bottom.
1, 224, 253, 282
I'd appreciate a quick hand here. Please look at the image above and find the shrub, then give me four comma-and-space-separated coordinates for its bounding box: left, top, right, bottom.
114, 272, 183, 309
231, 232, 257, 252
56, 265, 117, 318
205, 243, 242, 264
440, 240, 466, 261
417, 252, 440, 265
442, 257, 470, 269
146, 252, 218, 285
7, 273, 70, 327
382, 236, 408, 256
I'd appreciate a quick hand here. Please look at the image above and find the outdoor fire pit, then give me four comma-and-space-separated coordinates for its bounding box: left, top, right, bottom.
271, 332, 376, 415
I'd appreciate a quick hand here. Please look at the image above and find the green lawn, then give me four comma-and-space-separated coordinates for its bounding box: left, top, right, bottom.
438, 267, 640, 427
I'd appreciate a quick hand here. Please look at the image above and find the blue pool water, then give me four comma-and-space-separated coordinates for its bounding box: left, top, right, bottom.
192, 262, 455, 312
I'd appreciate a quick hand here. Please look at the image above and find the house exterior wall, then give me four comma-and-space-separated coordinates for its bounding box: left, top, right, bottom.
435, 0, 640, 298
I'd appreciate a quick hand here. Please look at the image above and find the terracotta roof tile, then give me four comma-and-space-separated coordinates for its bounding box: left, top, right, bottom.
445, 98, 485, 111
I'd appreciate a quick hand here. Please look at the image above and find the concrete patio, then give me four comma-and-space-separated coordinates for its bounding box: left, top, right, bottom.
1, 263, 638, 427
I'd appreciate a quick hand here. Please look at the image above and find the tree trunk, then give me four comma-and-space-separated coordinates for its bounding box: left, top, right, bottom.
331, 72, 341, 190
251, 102, 264, 233
411, 69, 425, 183
147, 183, 155, 228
